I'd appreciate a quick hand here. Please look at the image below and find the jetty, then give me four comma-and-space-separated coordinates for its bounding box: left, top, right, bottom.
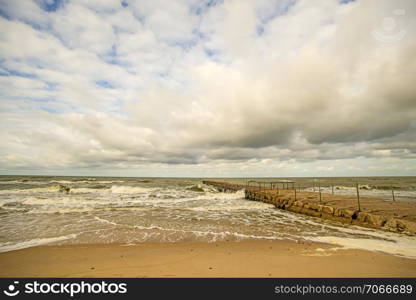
202, 180, 416, 235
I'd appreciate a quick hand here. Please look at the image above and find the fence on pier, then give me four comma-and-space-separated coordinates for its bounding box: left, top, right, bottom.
203, 177, 413, 213
202, 179, 416, 235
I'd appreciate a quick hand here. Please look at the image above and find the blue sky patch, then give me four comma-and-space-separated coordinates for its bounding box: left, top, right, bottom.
96, 80, 115, 89
191, 0, 224, 16
0, 67, 37, 79
36, 0, 65, 12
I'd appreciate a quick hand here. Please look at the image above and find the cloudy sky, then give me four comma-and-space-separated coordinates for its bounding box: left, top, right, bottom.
0, 0, 415, 177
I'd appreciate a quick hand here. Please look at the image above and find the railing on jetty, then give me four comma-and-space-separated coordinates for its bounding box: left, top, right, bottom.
201, 180, 416, 235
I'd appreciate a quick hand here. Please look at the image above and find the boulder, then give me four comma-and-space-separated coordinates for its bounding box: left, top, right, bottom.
293, 201, 304, 208
301, 206, 322, 217
321, 205, 334, 215
385, 218, 416, 234
339, 209, 357, 219
308, 203, 320, 212
365, 213, 387, 227
357, 212, 370, 223
287, 206, 303, 213
286, 199, 294, 208
58, 184, 70, 193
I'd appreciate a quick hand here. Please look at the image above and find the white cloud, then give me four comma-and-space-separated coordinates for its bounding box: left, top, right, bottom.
0, 0, 415, 176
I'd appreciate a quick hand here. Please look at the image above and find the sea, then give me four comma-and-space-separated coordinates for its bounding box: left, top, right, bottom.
0, 176, 415, 258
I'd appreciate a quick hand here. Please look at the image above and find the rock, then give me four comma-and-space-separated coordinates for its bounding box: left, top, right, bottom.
365, 213, 387, 227
308, 203, 320, 212
385, 218, 405, 232
334, 208, 342, 217
340, 209, 357, 219
300, 204, 319, 217
287, 206, 303, 213
399, 219, 416, 235
357, 212, 370, 223
294, 201, 304, 208
385, 218, 399, 231
58, 184, 70, 193
286, 199, 294, 208
301, 207, 321, 218
279, 199, 289, 208
321, 205, 334, 215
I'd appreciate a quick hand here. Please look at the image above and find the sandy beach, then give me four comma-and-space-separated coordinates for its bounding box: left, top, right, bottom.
1, 240, 415, 278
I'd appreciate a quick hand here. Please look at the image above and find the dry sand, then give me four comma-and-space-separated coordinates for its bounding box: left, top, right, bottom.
1, 240, 415, 277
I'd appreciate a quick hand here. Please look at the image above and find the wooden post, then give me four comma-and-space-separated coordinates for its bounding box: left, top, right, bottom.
356, 182, 361, 211
313, 179, 316, 192
318, 179, 322, 203
331, 180, 334, 195
391, 184, 395, 202
294, 186, 297, 201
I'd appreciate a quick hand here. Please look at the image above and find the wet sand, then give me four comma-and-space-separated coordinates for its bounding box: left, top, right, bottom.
1, 240, 415, 277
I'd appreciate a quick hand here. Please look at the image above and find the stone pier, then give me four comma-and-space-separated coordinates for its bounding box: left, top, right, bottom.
202, 180, 416, 235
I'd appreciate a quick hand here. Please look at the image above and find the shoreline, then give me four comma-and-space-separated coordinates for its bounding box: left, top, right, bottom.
1, 240, 415, 278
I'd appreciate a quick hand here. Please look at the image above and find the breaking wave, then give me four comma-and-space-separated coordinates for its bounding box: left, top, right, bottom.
0, 234, 78, 253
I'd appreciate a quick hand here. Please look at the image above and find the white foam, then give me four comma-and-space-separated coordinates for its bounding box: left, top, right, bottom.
309, 236, 416, 259
50, 180, 73, 184
69, 187, 109, 194
110, 185, 152, 194
0, 184, 152, 196
0, 185, 64, 194
0, 180, 22, 184
94, 216, 118, 226
130, 224, 289, 242
0, 234, 78, 253
96, 180, 125, 184
0, 180, 46, 185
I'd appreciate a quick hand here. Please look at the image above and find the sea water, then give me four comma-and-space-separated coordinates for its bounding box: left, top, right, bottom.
0, 176, 415, 258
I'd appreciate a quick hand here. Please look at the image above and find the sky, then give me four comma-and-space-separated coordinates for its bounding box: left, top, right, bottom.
0, 0, 415, 177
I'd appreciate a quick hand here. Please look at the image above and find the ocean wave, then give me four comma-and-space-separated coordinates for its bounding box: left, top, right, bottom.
0, 180, 47, 185
0, 185, 70, 194
0, 180, 22, 184
110, 185, 153, 194
89, 217, 289, 242
69, 187, 109, 194
370, 185, 401, 190
0, 184, 153, 195
0, 234, 78, 253
50, 180, 73, 184
307, 185, 407, 191
308, 235, 416, 259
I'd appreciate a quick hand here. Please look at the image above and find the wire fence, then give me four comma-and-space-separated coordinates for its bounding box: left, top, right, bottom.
241, 177, 416, 206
